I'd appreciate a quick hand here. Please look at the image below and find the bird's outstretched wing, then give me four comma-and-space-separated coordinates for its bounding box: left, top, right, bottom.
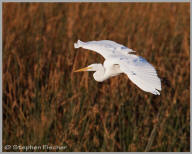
74, 40, 135, 59
74, 40, 161, 95
118, 54, 161, 95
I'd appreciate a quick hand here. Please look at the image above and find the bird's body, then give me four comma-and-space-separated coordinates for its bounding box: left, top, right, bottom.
74, 40, 161, 95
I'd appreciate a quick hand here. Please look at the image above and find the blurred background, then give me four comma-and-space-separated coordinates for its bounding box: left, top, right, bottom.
3, 2, 190, 152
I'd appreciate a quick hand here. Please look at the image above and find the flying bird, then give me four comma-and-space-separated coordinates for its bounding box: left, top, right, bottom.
74, 40, 161, 95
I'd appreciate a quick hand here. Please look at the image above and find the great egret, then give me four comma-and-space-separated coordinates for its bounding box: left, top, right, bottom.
74, 40, 161, 95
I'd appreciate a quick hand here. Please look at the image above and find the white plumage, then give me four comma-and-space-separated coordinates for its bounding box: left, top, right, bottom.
74, 40, 161, 95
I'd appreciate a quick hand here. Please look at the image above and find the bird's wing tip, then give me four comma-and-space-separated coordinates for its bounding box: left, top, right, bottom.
74, 43, 79, 48
153, 89, 161, 95
74, 40, 84, 48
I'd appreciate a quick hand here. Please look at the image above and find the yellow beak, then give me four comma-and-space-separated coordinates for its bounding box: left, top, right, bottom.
74, 67, 92, 72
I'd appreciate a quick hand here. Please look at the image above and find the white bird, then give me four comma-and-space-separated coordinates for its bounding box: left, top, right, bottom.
74, 40, 161, 95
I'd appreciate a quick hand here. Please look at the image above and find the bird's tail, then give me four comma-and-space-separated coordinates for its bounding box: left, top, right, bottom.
74, 40, 85, 48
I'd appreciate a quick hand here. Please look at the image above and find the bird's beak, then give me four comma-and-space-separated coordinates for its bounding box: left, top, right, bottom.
74, 67, 92, 72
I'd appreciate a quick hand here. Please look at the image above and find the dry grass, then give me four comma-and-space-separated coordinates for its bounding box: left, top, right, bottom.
3, 2, 190, 152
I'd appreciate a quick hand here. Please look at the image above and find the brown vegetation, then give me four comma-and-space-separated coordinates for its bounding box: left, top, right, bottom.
3, 2, 190, 152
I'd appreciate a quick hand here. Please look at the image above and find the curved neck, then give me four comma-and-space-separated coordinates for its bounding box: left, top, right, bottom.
93, 65, 108, 82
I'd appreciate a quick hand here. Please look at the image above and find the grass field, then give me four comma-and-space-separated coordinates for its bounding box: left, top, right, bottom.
3, 2, 190, 152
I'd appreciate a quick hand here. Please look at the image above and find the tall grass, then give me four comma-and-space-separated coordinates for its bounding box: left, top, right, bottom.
3, 2, 190, 152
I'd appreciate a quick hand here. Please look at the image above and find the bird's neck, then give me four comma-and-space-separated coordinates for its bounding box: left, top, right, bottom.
93, 65, 109, 82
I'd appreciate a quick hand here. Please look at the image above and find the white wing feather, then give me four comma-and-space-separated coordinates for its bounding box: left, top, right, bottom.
74, 40, 161, 95
118, 54, 161, 95
74, 40, 135, 59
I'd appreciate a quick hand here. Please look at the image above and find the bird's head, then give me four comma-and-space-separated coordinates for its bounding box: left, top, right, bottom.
74, 64, 102, 72
74, 63, 105, 82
